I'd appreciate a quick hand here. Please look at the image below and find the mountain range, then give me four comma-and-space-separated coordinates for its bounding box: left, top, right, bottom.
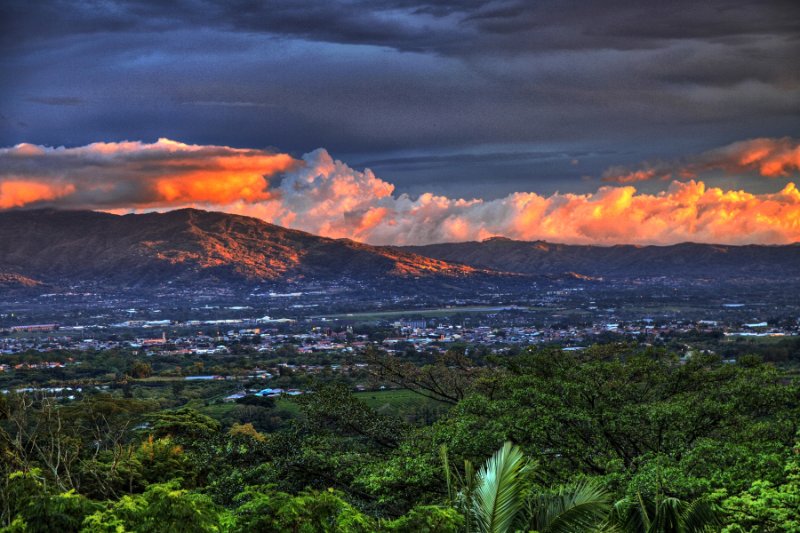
402, 237, 800, 279
1, 209, 798, 292
0, 209, 479, 290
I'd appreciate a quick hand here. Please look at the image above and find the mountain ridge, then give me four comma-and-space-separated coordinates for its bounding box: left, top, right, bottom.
401, 238, 800, 279
3, 208, 798, 291
0, 208, 483, 290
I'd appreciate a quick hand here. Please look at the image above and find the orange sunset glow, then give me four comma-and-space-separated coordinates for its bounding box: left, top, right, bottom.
1, 138, 799, 246
0, 180, 76, 208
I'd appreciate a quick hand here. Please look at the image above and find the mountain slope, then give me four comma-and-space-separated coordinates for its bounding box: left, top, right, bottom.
402, 237, 800, 279
0, 209, 479, 288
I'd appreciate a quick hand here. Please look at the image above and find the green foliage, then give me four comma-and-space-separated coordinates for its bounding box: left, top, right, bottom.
716, 436, 800, 533
230, 486, 375, 532
151, 408, 221, 443
230, 486, 463, 532
471, 442, 529, 533
3, 343, 798, 532
381, 505, 463, 532
434, 346, 799, 494
81, 481, 222, 532
354, 439, 442, 509
295, 383, 407, 449
127, 361, 152, 379
2, 470, 99, 533
443, 442, 611, 533
78, 435, 196, 499
525, 480, 613, 533
607, 492, 720, 532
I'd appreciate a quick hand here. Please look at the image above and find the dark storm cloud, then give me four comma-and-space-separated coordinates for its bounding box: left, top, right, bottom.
356, 149, 615, 169
4, 1, 798, 55
1, 0, 798, 196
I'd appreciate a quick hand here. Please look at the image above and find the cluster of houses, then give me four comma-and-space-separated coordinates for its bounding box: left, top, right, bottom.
0, 358, 78, 373
224, 387, 305, 402
1, 314, 797, 363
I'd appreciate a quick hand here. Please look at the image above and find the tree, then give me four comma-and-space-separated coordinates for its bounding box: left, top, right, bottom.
230, 486, 375, 532
294, 383, 406, 450
1, 469, 98, 532
433, 346, 799, 490
228, 423, 267, 443
127, 360, 152, 379
366, 349, 488, 405
151, 408, 221, 443
717, 435, 800, 532
81, 481, 222, 532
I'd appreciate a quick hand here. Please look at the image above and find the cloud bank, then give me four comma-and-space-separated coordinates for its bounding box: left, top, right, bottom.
0, 138, 296, 209
1, 138, 799, 246
603, 137, 800, 184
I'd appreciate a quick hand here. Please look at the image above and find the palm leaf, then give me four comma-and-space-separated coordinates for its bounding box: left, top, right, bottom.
679, 498, 720, 532
530, 480, 612, 533
649, 497, 683, 533
635, 492, 653, 532
606, 493, 719, 533
606, 492, 652, 533
440, 444, 454, 505
471, 441, 528, 533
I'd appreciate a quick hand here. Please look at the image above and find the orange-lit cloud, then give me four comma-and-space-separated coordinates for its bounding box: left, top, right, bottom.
0, 138, 296, 208
2, 139, 800, 245
603, 137, 800, 183
0, 180, 75, 208
226, 150, 800, 246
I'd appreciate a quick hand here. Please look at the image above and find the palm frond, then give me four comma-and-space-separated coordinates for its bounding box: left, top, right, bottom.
440, 444, 454, 505
606, 493, 719, 533
463, 459, 476, 495
636, 492, 653, 532
650, 497, 683, 533
471, 441, 528, 533
679, 498, 720, 532
530, 479, 612, 533
606, 494, 651, 533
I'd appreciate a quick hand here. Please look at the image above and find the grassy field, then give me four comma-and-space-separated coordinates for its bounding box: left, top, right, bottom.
354, 388, 448, 421
355, 388, 425, 408
169, 387, 446, 425
273, 389, 440, 418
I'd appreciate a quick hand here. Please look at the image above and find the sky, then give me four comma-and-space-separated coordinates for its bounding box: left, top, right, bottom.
1, 0, 799, 245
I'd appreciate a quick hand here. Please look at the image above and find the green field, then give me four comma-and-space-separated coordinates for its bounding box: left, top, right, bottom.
195, 400, 239, 419
193, 388, 445, 424
354, 388, 448, 421
354, 388, 425, 408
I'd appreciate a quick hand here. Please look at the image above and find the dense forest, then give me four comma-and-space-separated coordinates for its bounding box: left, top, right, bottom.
2, 345, 799, 532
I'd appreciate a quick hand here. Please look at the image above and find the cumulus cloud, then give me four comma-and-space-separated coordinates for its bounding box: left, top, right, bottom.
603, 137, 800, 184
2, 138, 800, 246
